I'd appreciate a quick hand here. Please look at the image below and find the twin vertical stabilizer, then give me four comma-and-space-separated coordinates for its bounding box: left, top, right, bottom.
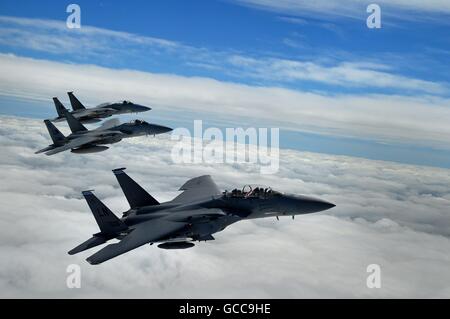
112, 168, 160, 208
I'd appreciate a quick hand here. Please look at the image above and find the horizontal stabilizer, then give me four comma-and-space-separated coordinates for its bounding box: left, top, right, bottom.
44, 135, 99, 155
35, 145, 54, 154
86, 219, 185, 265
112, 168, 159, 208
68, 235, 107, 255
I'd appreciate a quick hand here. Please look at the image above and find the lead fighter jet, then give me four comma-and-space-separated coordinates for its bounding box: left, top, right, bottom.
69, 168, 335, 264
36, 110, 172, 155
51, 92, 151, 124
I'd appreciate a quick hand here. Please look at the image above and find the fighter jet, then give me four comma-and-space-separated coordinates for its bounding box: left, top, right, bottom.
36, 111, 172, 155
50, 92, 151, 124
69, 168, 335, 264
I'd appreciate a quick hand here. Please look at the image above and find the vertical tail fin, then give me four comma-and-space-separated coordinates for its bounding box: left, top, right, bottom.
82, 190, 128, 235
64, 109, 87, 133
112, 168, 159, 209
44, 120, 65, 145
67, 91, 86, 110
53, 97, 68, 117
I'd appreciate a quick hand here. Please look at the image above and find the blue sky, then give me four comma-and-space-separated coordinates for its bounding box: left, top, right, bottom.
2, 0, 449, 88
0, 0, 449, 167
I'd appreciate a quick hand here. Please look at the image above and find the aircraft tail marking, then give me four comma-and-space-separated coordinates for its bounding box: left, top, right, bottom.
82, 190, 128, 235
67, 91, 86, 110
44, 119, 65, 145
52, 97, 68, 117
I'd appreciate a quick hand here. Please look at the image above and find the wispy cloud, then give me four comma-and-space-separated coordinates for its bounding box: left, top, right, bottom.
0, 15, 178, 50
226, 55, 447, 94
233, 0, 450, 21
0, 15, 446, 96
1, 54, 450, 151
0, 15, 182, 63
277, 16, 309, 25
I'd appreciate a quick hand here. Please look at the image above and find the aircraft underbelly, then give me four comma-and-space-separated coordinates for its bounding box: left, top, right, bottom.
95, 135, 122, 145
187, 215, 240, 237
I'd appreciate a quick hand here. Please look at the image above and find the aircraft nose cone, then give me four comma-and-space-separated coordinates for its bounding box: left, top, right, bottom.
288, 195, 335, 213
308, 198, 335, 212
135, 105, 151, 112
157, 125, 173, 134
146, 124, 173, 134
315, 199, 335, 211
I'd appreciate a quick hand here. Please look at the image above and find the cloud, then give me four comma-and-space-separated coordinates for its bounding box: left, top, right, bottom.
0, 15, 447, 96
1, 54, 450, 152
0, 15, 223, 73
233, 0, 450, 20
0, 15, 178, 56
0, 115, 450, 298
227, 55, 447, 94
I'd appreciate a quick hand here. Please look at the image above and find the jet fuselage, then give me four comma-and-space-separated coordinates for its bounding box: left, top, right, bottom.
52, 102, 151, 124
120, 191, 335, 241
69, 171, 336, 264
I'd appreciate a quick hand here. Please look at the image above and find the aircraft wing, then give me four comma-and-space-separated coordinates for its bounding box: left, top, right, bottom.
172, 175, 221, 203
44, 136, 100, 155
86, 219, 185, 265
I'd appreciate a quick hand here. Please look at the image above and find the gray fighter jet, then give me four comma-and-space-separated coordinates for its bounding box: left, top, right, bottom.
69, 168, 335, 264
51, 92, 151, 124
36, 111, 172, 155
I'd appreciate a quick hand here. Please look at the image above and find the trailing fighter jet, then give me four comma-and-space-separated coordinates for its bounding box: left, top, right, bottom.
36, 110, 172, 155
69, 168, 335, 265
50, 92, 151, 124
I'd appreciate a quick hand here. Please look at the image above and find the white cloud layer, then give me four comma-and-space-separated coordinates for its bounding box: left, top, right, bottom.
227, 56, 447, 94
0, 16, 447, 95
0, 15, 178, 55
0, 115, 450, 298
1, 54, 450, 151
234, 0, 450, 19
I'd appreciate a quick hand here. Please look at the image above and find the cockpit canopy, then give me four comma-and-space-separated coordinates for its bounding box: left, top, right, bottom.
98, 101, 133, 107
129, 119, 147, 125
224, 185, 281, 199
97, 102, 111, 107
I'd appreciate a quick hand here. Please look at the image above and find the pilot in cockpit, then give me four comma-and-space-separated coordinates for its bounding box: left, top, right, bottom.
230, 188, 242, 197
225, 186, 277, 199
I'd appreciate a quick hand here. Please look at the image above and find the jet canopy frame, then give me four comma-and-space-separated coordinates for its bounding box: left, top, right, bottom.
97, 100, 133, 107
128, 119, 147, 125
224, 185, 281, 199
